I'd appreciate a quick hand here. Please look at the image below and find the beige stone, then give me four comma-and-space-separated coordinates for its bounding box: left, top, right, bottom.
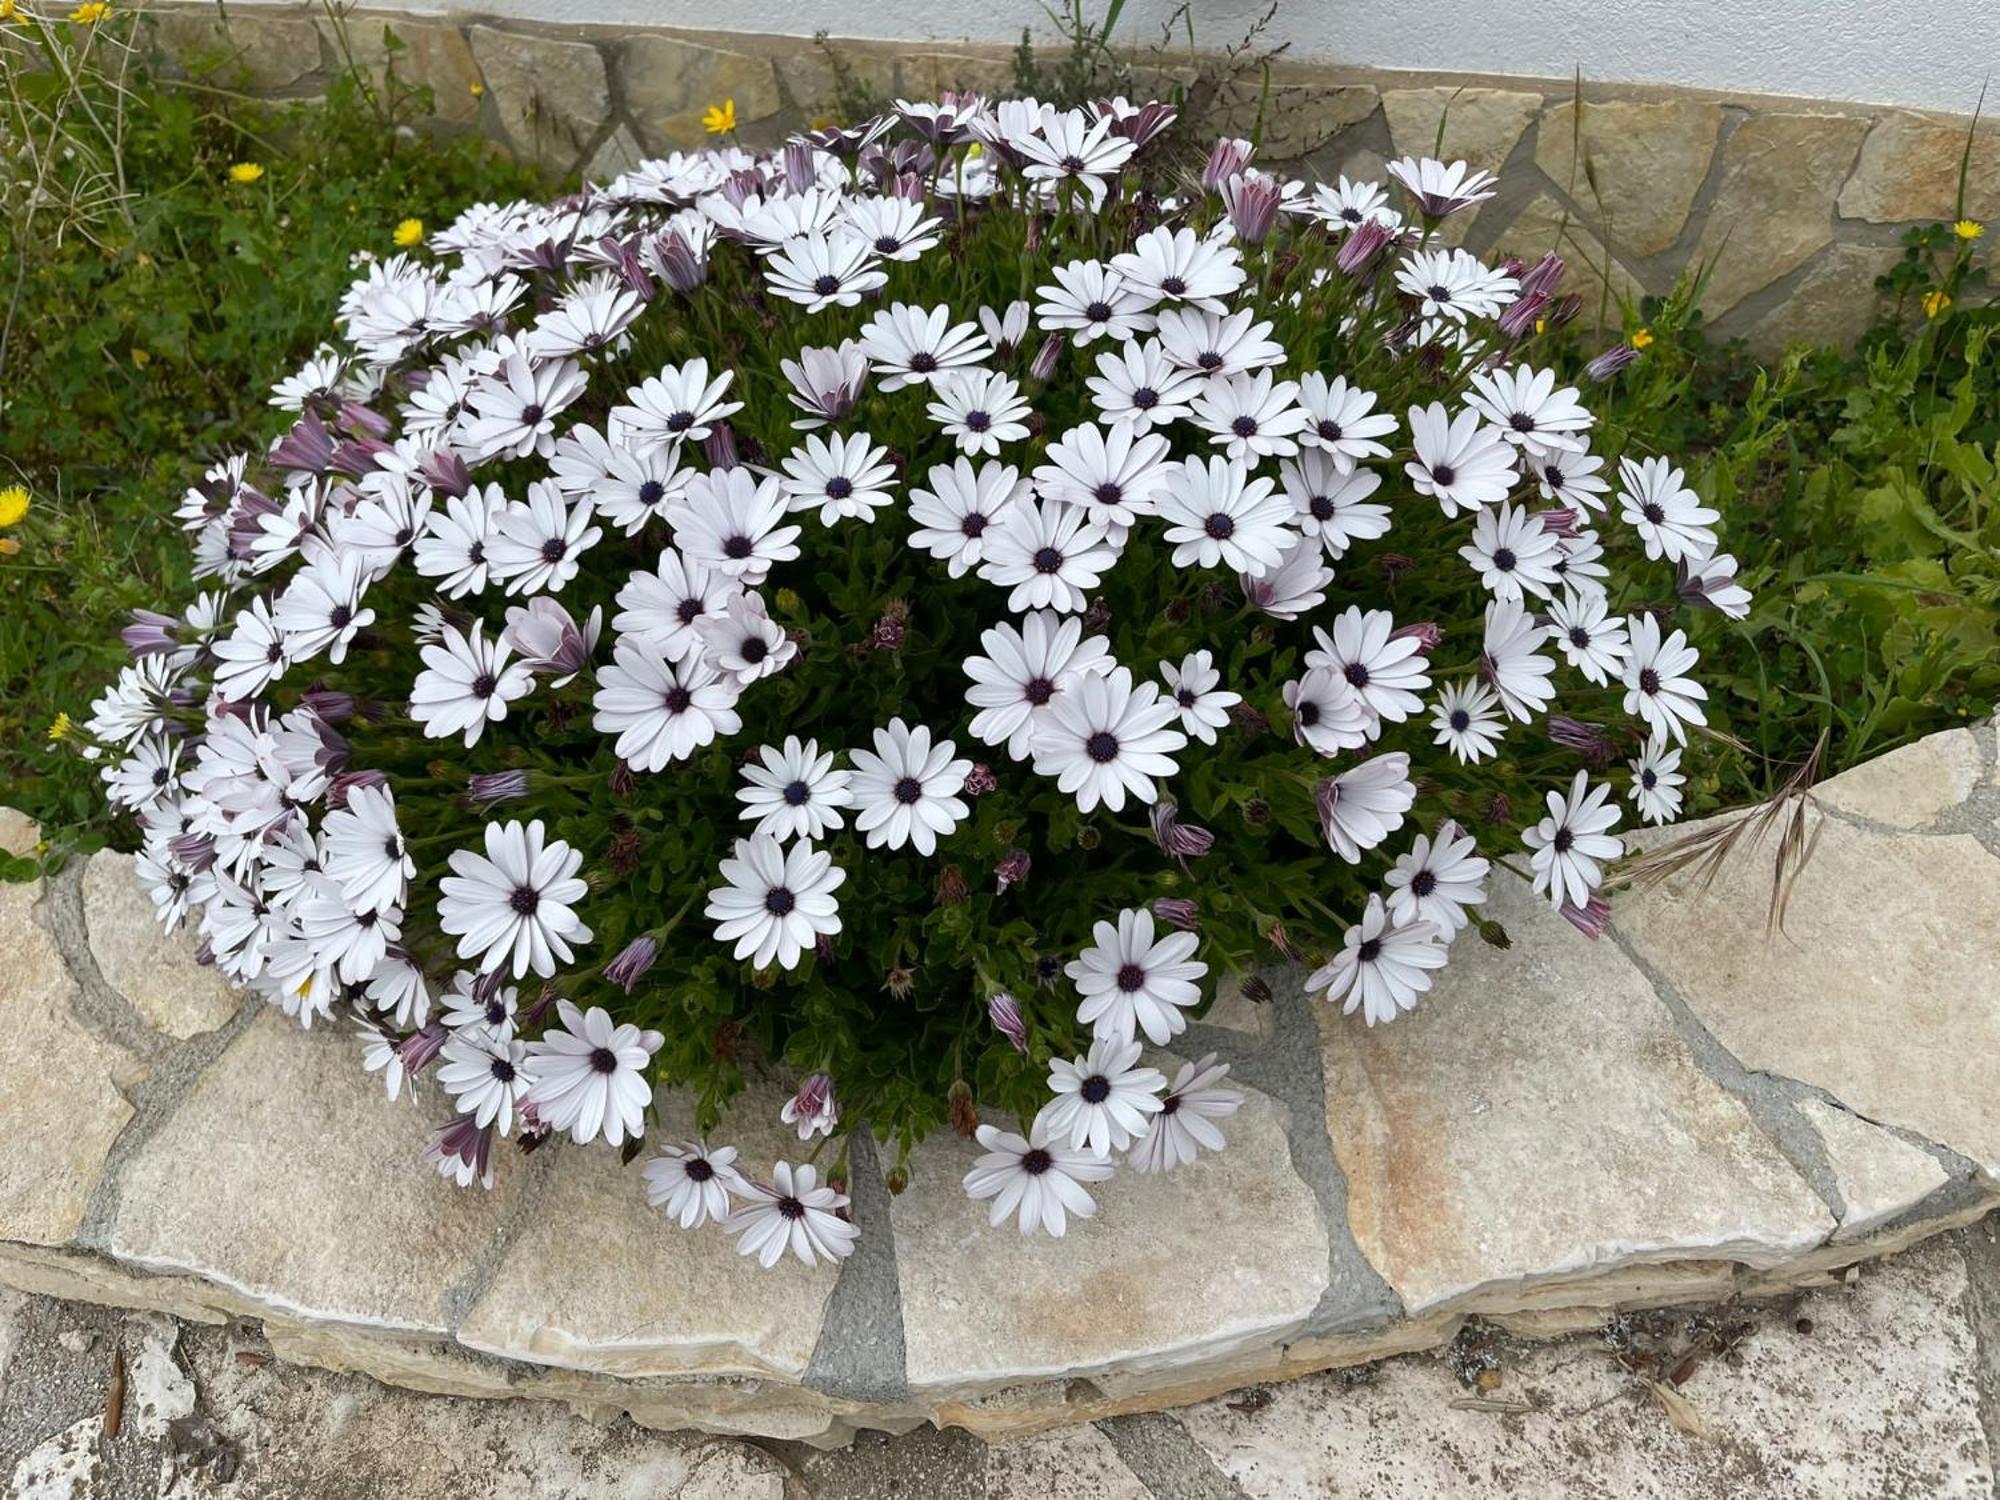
0, 881, 135, 1248
148, 9, 324, 92
896, 50, 1017, 102
1491, 192, 1646, 326
316, 15, 485, 128
1381, 86, 1540, 242
986, 1422, 1152, 1498
467, 25, 610, 165
1692, 111, 1869, 315
583, 124, 649, 184
1196, 972, 1278, 1042
1838, 110, 2000, 224
81, 852, 240, 1040
107, 1009, 523, 1332
1320, 874, 1831, 1317
1617, 806, 2000, 1177
774, 41, 895, 120
0, 807, 39, 858
619, 34, 784, 151
1216, 83, 1378, 162
455, 1086, 842, 1381
1535, 98, 1721, 257
0, 1241, 230, 1325
1813, 727, 1984, 829
892, 1074, 1328, 1395
1795, 1099, 1949, 1241
1742, 242, 1899, 356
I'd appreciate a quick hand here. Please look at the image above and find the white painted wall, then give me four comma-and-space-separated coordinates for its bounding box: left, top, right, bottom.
336, 0, 1995, 115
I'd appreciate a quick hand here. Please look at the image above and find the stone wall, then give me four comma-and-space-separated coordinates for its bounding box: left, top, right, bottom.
141, 3, 1999, 356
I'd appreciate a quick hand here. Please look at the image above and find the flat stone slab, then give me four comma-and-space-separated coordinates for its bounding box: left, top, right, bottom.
0, 730, 1993, 1445
1320, 873, 1833, 1316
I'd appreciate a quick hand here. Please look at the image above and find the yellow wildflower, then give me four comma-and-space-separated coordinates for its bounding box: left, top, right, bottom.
701, 98, 736, 135
393, 217, 424, 248
0, 1, 19, 22
1953, 219, 1983, 242
1630, 327, 1655, 350
228, 161, 264, 184
130, 347, 151, 368
469, 81, 484, 98
68, 0, 107, 20
1923, 289, 1952, 319
0, 484, 27, 528
47, 712, 73, 742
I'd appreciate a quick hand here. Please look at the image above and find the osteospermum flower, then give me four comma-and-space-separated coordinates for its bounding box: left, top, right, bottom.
413, 484, 505, 598
612, 548, 740, 661
1384, 822, 1489, 937
592, 637, 743, 770
461, 348, 587, 461
1317, 751, 1416, 863
1191, 371, 1310, 460
1305, 606, 1431, 728
848, 718, 973, 856
763, 230, 889, 312
1015, 106, 1137, 210
644, 1140, 749, 1230
522, 999, 664, 1148
1154, 305, 1285, 377
1621, 613, 1708, 746
925, 369, 1033, 457
1481, 597, 1557, 723
486, 482, 603, 596
438, 1029, 534, 1136
979, 496, 1121, 613
409, 621, 535, 748
705, 833, 846, 970
1086, 338, 1203, 433
1044, 1035, 1166, 1157
858, 302, 993, 391
1110, 225, 1245, 313
1283, 452, 1390, 561
321, 783, 411, 916
780, 430, 898, 524
841, 194, 942, 261
736, 735, 852, 841
1630, 738, 1687, 825
1386, 155, 1497, 217
1066, 904, 1207, 1046
963, 1119, 1115, 1237
1294, 373, 1398, 470
436, 818, 592, 979
1395, 246, 1518, 323
1032, 665, 1188, 815
1545, 589, 1631, 685
1159, 455, 1296, 575
1034, 421, 1174, 529
1406, 402, 1517, 516
1308, 895, 1449, 1026
1159, 650, 1241, 744
963, 610, 1114, 761
672, 467, 801, 587
1127, 1053, 1242, 1173
908, 458, 1026, 577
1618, 456, 1720, 564
725, 1161, 860, 1268
1535, 446, 1613, 514
1460, 501, 1564, 602
1285, 668, 1373, 758
1523, 770, 1623, 910
613, 357, 744, 454
1036, 257, 1155, 343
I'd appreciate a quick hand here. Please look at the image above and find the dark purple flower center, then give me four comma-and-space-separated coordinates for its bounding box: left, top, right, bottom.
908, 351, 939, 373
1449, 709, 1471, 731
520, 403, 544, 425
740, 638, 769, 665
1639, 667, 1661, 695
1080, 1074, 1111, 1103
1033, 546, 1064, 574
777, 1196, 806, 1220
663, 685, 693, 713
1569, 626, 1591, 648
491, 1058, 516, 1082
1642, 502, 1665, 524
1085, 730, 1120, 763
1431, 463, 1457, 486
764, 885, 796, 915
1021, 1148, 1052, 1175
825, 476, 854, 499
676, 597, 704, 624
329, 604, 353, 629
1085, 300, 1113, 322
589, 1046, 619, 1074
509, 886, 539, 916
1023, 675, 1055, 706
813, 274, 841, 295
1116, 962, 1146, 992
685, 1157, 715, 1182
1205, 512, 1235, 539
540, 537, 567, 563
1412, 869, 1438, 897
1298, 700, 1321, 726
1553, 827, 1575, 853
1357, 937, 1382, 962
873, 235, 901, 254
638, 480, 665, 505
666, 410, 695, 431
960, 512, 989, 538
893, 776, 923, 804
1230, 415, 1258, 437
1343, 662, 1370, 688
470, 671, 497, 698
1510, 412, 1536, 432
1176, 688, 1198, 708
1160, 275, 1187, 295
783, 779, 812, 806
1132, 387, 1158, 410
964, 410, 992, 432
1318, 419, 1343, 440
1060, 153, 1087, 173
1492, 547, 1517, 572
1196, 351, 1223, 370
723, 534, 754, 559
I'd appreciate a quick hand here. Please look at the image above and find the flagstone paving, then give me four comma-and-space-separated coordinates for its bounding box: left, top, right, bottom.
0, 722, 1995, 1446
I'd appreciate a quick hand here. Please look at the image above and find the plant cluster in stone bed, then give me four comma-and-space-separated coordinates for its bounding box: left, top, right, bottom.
72, 93, 1750, 1266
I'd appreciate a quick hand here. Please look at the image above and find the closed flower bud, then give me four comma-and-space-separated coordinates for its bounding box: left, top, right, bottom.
884, 1165, 910, 1195
994, 846, 1031, 893
604, 935, 659, 994
704, 424, 740, 469
1478, 919, 1512, 950
1334, 217, 1394, 276
1082, 595, 1111, 632
1496, 287, 1550, 340
1484, 792, 1513, 825
1241, 974, 1274, 1005
609, 760, 637, 798
1029, 331, 1063, 384
1584, 344, 1639, 382
1389, 620, 1443, 652
1152, 896, 1200, 931
1561, 894, 1612, 939
467, 769, 531, 808
936, 865, 969, 907
1077, 825, 1101, 849
1243, 796, 1271, 826
987, 990, 1029, 1051
1201, 135, 1254, 191
962, 762, 997, 797
948, 1079, 979, 1137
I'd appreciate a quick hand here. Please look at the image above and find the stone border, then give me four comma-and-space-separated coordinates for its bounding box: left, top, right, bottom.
126, 1, 2000, 353
1, 722, 1996, 1445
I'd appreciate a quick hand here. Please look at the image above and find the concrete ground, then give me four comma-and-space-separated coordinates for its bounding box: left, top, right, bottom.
5, 1225, 1996, 1500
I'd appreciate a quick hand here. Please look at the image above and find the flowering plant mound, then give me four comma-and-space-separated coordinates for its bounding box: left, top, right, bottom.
83, 95, 1750, 1265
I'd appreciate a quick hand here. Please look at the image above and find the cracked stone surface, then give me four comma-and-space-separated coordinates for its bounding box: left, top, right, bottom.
1795, 1098, 1951, 1242
1813, 728, 1986, 829
81, 856, 239, 1042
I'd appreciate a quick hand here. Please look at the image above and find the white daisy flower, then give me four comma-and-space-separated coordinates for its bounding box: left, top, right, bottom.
592, 637, 743, 771
1033, 421, 1175, 529
1159, 455, 1295, 576
1317, 752, 1417, 863
413, 484, 505, 599
1384, 822, 1490, 936
1305, 175, 1402, 233
963, 1119, 1115, 1237
1394, 246, 1518, 323
612, 548, 741, 662
1466, 365, 1593, 456
1534, 446, 1613, 514
486, 481, 603, 596
437, 818, 592, 980
321, 783, 411, 916
725, 1161, 860, 1268
1406, 402, 1517, 516
1154, 305, 1285, 377
1190, 370, 1310, 460
1282, 451, 1389, 561
979, 496, 1121, 614
1085, 338, 1203, 433
1160, 650, 1241, 744
1127, 1053, 1242, 1173
591, 440, 691, 536
1459, 501, 1564, 601
438, 1028, 534, 1136
978, 298, 1031, 353
460, 348, 587, 461
1032, 665, 1187, 815
1110, 224, 1245, 313
782, 340, 871, 430
1545, 590, 1631, 685
1284, 668, 1374, 758
1630, 738, 1687, 825
1522, 769, 1624, 916
356, 1019, 415, 1104
963, 610, 1114, 762
694, 591, 796, 684
1305, 606, 1431, 728
1067, 904, 1207, 1047
442, 971, 519, 1039
1621, 613, 1708, 746
763, 229, 889, 312
363, 950, 430, 1029
1044, 1034, 1166, 1157
858, 302, 993, 391
102, 735, 182, 811
840, 194, 943, 261
644, 1140, 749, 1230
410, 620, 535, 749
780, 430, 898, 525
780, 1074, 838, 1140
1679, 552, 1754, 621
907, 458, 1026, 577
613, 357, 744, 454
925, 369, 1033, 457
1481, 597, 1557, 723
705, 833, 846, 971
1243, 532, 1335, 621
848, 718, 973, 856
672, 467, 801, 588
1016, 106, 1137, 210
211, 597, 291, 703
1294, 373, 1398, 470
737, 736, 852, 841
296, 886, 397, 985
1618, 456, 1720, 564
1035, 257, 1154, 343
1386, 155, 1498, 216
1308, 895, 1449, 1026
522, 998, 663, 1148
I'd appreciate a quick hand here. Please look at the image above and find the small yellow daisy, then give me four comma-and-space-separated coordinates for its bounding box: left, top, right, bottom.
47, 712, 73, 743
702, 98, 736, 135
0, 484, 27, 528
228, 161, 264, 184
1953, 219, 1984, 242
393, 217, 424, 248
68, 0, 107, 21
469, 81, 484, 98
1923, 289, 1952, 319
1630, 327, 1655, 350
0, 1, 20, 22
130, 346, 151, 368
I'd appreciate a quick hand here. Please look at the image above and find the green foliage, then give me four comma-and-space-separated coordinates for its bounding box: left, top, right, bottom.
0, 9, 540, 840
